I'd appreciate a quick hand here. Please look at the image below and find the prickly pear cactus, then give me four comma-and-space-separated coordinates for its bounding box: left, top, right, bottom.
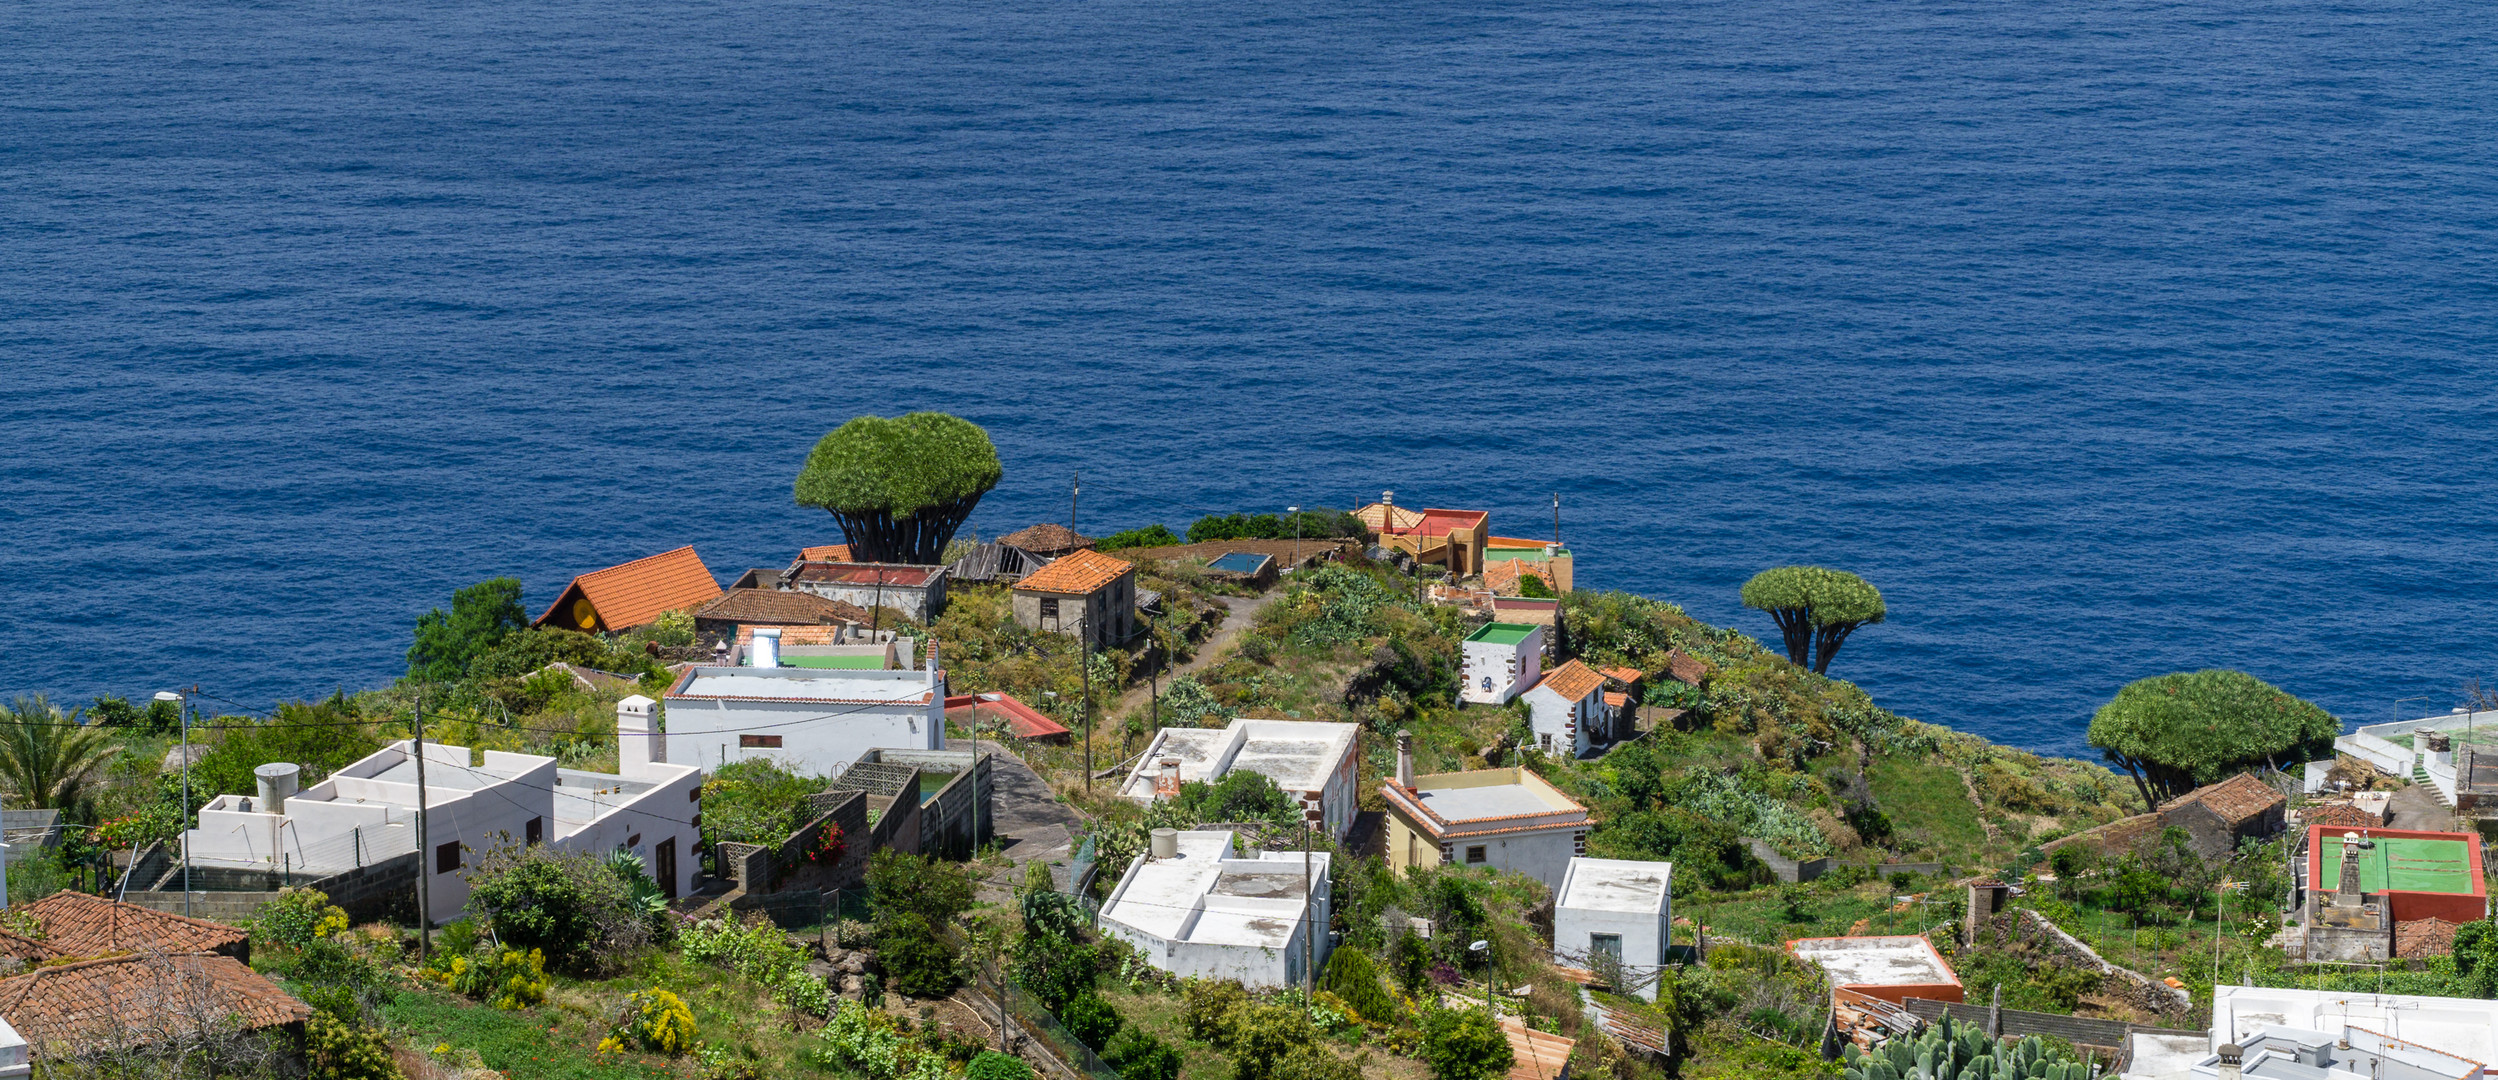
1842, 1018, 2094, 1080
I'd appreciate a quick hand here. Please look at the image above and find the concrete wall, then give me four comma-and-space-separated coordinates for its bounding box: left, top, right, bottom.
661, 691, 945, 779
1386, 803, 1580, 890
1554, 903, 1668, 1000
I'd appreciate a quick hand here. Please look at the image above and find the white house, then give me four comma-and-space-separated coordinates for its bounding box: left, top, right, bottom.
2202, 985, 2498, 1078
1553, 857, 1672, 1000
1381, 732, 1589, 890
179, 696, 703, 925
1461, 623, 1543, 705
1098, 829, 1331, 990
661, 650, 946, 776
1116, 719, 1361, 842
1522, 659, 1610, 758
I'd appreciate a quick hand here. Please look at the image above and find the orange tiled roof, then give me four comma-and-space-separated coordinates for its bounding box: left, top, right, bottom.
1353, 503, 1427, 533
0, 953, 309, 1056
535, 546, 723, 631
1535, 660, 1605, 703
2397, 918, 2464, 959
1014, 549, 1133, 595
1483, 561, 1530, 596
1604, 691, 1629, 709
1664, 648, 1710, 684
2306, 802, 2382, 829
696, 588, 872, 627
0, 926, 60, 964
996, 523, 1095, 555
1600, 666, 1643, 685
799, 543, 851, 562
2158, 772, 2284, 824
25, 892, 247, 959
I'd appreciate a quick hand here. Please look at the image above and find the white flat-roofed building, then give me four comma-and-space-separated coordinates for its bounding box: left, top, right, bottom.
661, 653, 946, 776
180, 697, 702, 925
1461, 623, 1544, 705
1553, 857, 1672, 999
2208, 986, 2498, 1078
1098, 830, 1331, 990
1118, 719, 1360, 842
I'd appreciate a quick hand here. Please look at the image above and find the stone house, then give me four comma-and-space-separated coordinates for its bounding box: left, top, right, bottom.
1010, 549, 1137, 648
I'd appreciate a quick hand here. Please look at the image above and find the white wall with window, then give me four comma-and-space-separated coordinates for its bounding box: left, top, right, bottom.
1553, 857, 1672, 1000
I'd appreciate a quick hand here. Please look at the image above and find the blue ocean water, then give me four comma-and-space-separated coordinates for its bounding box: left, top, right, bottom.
5, 0, 2497, 759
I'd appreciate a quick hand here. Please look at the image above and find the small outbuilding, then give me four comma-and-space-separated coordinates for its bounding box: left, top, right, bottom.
1011, 549, 1137, 649
784, 560, 950, 623
1119, 718, 1362, 842
2156, 773, 2287, 859
1461, 623, 1544, 705
1553, 857, 1672, 1000
1098, 829, 1331, 990
997, 523, 1096, 559
534, 546, 724, 633
1523, 660, 1613, 758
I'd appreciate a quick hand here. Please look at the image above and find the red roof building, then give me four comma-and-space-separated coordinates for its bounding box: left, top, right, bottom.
534, 546, 724, 632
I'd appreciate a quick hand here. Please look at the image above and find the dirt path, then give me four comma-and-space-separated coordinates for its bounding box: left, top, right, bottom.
1108, 590, 1282, 717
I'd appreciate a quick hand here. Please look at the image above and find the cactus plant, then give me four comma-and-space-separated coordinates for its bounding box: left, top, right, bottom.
1843, 1018, 2092, 1080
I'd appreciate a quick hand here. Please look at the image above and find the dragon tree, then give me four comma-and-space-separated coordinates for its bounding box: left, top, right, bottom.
794, 412, 1003, 565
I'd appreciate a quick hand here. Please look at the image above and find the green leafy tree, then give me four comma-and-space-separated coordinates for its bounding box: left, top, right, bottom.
193, 696, 383, 803
2452, 919, 2498, 997
2086, 670, 2338, 810
1417, 1005, 1513, 1080
1101, 1028, 1182, 1080
794, 413, 1003, 565
464, 845, 653, 973
1739, 566, 1886, 674
406, 577, 528, 682
1061, 993, 1122, 1051
1013, 890, 1098, 1012
1318, 946, 1400, 1024
87, 694, 181, 735
1517, 573, 1556, 599
875, 911, 960, 996
0, 695, 113, 815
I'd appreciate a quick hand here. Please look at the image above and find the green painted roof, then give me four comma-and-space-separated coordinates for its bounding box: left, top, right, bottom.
1466, 623, 1537, 645
783, 655, 887, 670
2320, 837, 2477, 895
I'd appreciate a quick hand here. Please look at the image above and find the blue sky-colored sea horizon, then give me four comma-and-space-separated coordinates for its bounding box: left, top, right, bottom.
6, 0, 2497, 760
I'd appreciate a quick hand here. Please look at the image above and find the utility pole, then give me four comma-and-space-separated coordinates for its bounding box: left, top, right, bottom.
1552, 492, 1561, 547
155, 690, 193, 918
414, 686, 432, 963
1080, 637, 1095, 795
1071, 470, 1080, 532
1301, 815, 1315, 997
1289, 506, 1300, 572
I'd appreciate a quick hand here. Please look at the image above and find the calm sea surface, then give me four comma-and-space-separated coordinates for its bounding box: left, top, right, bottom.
6, 0, 2497, 758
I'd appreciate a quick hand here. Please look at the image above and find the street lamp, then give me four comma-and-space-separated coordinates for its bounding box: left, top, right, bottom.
155, 691, 190, 917
1470, 939, 1493, 1016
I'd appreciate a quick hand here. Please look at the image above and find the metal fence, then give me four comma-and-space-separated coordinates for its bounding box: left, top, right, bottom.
979, 962, 1122, 1080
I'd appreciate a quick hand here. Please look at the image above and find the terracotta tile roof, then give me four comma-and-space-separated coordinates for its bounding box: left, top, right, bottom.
2305, 802, 2383, 830
789, 562, 939, 588
1603, 691, 1629, 709
0, 953, 309, 1056
799, 544, 851, 562
1013, 549, 1133, 596
1498, 1014, 1571, 1080
1353, 503, 1427, 533
1534, 660, 1605, 703
2157, 772, 2284, 824
1483, 561, 1531, 596
945, 692, 1071, 740
696, 588, 871, 626
996, 523, 1095, 555
25, 892, 248, 959
1664, 648, 1710, 684
0, 926, 60, 963
1600, 666, 1643, 686
2397, 918, 2464, 959
534, 546, 723, 632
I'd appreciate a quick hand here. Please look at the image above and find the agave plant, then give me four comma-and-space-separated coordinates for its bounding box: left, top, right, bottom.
1843, 1017, 2094, 1080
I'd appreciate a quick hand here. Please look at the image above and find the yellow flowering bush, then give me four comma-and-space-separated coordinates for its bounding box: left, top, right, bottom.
601, 989, 698, 1056
253, 888, 351, 948
429, 946, 550, 1010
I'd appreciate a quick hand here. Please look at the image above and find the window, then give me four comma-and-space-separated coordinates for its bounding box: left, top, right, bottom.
1040, 598, 1059, 625
435, 841, 462, 874
690, 814, 701, 830
525, 817, 543, 846
739, 734, 783, 748
1539, 733, 1551, 751
1590, 933, 1623, 961
1465, 846, 1487, 865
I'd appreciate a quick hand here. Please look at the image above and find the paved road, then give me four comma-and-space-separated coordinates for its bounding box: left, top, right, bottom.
979, 743, 1089, 896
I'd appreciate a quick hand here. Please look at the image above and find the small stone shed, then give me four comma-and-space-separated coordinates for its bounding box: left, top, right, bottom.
1010, 549, 1137, 649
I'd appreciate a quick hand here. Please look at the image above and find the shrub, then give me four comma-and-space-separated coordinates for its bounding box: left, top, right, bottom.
1157, 677, 1223, 728
437, 946, 550, 1010
1177, 769, 1302, 830
305, 1011, 405, 1080
1418, 1005, 1513, 1080
810, 1000, 905, 1075
1014, 890, 1098, 1011
601, 989, 698, 1056
1100, 1028, 1182, 1080
1095, 525, 1182, 552
1182, 979, 1249, 1042
465, 845, 649, 972
291, 938, 396, 1024
700, 759, 824, 847
682, 917, 829, 1015
252, 888, 349, 949
1319, 946, 1400, 1025
1061, 993, 1121, 1051
876, 911, 960, 997
966, 1052, 1035, 1080
868, 850, 974, 926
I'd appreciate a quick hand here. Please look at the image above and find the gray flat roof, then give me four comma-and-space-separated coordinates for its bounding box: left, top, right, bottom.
1559, 858, 1671, 914
1789, 936, 1955, 988
1418, 784, 1554, 821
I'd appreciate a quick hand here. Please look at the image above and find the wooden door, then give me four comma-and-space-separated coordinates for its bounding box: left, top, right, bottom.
655, 838, 678, 899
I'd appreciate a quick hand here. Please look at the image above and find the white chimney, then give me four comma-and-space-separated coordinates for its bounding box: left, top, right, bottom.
1396, 729, 1416, 790
752, 627, 781, 669
1150, 828, 1179, 860
254, 762, 301, 815
926, 639, 939, 685
618, 695, 662, 776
